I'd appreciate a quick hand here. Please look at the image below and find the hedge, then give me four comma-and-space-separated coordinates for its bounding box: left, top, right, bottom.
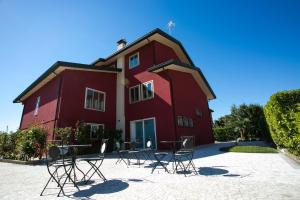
213, 127, 237, 141
264, 89, 300, 155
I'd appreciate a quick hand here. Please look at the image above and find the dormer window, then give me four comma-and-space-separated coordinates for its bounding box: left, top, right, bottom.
129, 52, 139, 69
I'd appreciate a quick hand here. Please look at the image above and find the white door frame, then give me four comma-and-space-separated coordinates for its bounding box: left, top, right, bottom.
130, 117, 157, 149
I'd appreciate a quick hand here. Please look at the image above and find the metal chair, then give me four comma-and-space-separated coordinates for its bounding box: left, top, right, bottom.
115, 141, 129, 166
80, 139, 108, 183
40, 146, 79, 197
127, 141, 142, 167
141, 140, 154, 162
174, 136, 197, 175
151, 142, 169, 173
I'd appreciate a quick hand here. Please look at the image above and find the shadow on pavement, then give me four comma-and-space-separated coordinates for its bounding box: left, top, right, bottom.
72, 179, 129, 198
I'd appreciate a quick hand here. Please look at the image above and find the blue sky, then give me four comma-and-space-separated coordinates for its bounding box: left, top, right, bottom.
0, 0, 299, 132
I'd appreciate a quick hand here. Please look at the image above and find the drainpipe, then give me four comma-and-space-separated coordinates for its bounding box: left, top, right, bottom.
53, 72, 63, 140
163, 69, 178, 141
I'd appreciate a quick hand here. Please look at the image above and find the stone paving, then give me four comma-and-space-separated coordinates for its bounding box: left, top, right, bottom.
0, 142, 300, 200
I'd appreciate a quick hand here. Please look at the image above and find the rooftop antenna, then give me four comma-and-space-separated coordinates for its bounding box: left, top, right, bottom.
167, 20, 175, 35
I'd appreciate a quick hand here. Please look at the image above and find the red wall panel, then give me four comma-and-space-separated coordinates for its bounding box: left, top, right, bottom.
124, 41, 180, 148
168, 70, 214, 145
58, 70, 117, 130
20, 76, 60, 140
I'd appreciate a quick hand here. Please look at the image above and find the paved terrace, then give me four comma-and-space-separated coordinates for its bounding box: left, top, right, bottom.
0, 142, 300, 200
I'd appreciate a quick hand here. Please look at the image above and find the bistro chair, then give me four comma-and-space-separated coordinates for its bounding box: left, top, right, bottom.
127, 141, 142, 167
151, 142, 169, 173
115, 141, 129, 166
141, 139, 154, 162
174, 136, 197, 175
40, 145, 79, 197
80, 139, 108, 184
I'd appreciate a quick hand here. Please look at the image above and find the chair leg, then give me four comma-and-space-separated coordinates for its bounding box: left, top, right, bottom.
84, 160, 106, 184
41, 167, 65, 196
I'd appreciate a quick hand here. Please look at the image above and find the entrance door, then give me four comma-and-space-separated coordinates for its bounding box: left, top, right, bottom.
130, 118, 156, 149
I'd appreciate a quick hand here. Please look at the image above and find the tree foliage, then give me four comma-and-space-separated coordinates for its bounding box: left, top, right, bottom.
264, 89, 300, 155
213, 104, 270, 142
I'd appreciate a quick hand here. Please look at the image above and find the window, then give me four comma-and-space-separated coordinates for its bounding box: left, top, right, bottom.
177, 116, 183, 127
85, 88, 105, 111
177, 116, 194, 128
34, 96, 40, 116
129, 85, 140, 103
183, 117, 189, 127
129, 53, 139, 69
141, 81, 154, 100
188, 118, 194, 128
88, 123, 104, 139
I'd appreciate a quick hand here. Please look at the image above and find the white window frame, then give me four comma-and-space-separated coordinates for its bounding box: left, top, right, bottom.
141, 80, 154, 101
87, 123, 105, 140
129, 52, 140, 69
84, 87, 106, 112
34, 96, 40, 116
129, 85, 141, 104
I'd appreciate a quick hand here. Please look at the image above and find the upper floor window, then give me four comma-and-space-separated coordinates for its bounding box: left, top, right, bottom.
88, 123, 104, 139
85, 88, 105, 112
34, 96, 40, 116
129, 52, 139, 69
129, 85, 141, 103
141, 81, 154, 100
129, 80, 154, 104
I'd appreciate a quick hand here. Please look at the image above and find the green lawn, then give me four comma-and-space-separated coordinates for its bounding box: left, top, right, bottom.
220, 145, 278, 153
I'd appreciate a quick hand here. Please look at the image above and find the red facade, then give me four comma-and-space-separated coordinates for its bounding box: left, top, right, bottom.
17, 29, 215, 148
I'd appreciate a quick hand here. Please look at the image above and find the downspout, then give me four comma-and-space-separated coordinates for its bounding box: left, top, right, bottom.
163, 68, 178, 141
53, 72, 63, 140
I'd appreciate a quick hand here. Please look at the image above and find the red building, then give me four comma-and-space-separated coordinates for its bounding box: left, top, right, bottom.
14, 28, 216, 149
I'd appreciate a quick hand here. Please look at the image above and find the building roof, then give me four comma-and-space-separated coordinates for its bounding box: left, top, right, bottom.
13, 61, 121, 103
148, 59, 216, 100
91, 28, 195, 66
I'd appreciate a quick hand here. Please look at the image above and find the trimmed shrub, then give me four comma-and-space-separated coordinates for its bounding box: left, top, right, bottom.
264, 89, 300, 155
17, 125, 48, 160
213, 127, 236, 141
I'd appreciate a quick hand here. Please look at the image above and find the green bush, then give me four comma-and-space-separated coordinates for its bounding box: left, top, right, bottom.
214, 104, 270, 141
54, 127, 73, 145
213, 127, 236, 141
0, 131, 19, 159
74, 121, 122, 153
264, 89, 300, 155
17, 125, 48, 160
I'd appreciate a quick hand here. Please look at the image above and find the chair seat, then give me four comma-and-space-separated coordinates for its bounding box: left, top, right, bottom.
154, 152, 168, 156
176, 150, 192, 154
52, 162, 73, 167
128, 150, 139, 153
81, 156, 104, 161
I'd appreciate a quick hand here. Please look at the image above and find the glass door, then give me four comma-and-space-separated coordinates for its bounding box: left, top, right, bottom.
130, 118, 157, 149
144, 118, 156, 149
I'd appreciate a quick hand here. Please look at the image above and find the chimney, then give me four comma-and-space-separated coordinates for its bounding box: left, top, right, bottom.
117, 39, 127, 50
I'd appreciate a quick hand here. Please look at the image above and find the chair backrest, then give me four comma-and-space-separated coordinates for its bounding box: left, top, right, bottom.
115, 141, 121, 150
130, 141, 137, 150
181, 136, 194, 150
146, 140, 152, 148
100, 139, 108, 155
47, 146, 61, 162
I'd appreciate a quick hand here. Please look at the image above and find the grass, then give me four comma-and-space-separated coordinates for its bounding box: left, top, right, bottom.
220, 145, 278, 153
